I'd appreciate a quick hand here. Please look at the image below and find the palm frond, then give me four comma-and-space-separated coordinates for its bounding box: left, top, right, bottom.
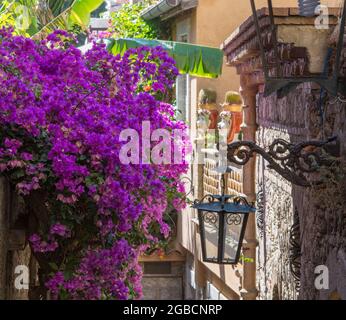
49, 0, 73, 16
31, 5, 72, 39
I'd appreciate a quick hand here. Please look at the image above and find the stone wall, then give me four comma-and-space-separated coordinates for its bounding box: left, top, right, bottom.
256, 83, 346, 300
140, 261, 184, 300
0, 177, 39, 300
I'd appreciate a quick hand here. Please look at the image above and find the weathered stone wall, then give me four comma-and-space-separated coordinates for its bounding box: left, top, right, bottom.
256, 83, 346, 300
221, 4, 346, 300
0, 177, 9, 299
0, 177, 39, 300
140, 261, 184, 300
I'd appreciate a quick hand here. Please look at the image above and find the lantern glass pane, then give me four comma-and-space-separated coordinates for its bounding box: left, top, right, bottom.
223, 213, 245, 262
201, 211, 219, 261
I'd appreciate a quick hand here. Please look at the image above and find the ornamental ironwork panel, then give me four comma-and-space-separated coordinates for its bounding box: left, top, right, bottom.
289, 207, 301, 291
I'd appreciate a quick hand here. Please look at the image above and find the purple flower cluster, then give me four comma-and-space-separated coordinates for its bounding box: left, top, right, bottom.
29, 234, 59, 253
29, 223, 71, 253
46, 239, 142, 300
50, 223, 71, 237
0, 28, 189, 299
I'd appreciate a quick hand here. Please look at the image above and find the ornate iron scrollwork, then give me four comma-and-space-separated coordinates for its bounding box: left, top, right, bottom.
232, 196, 250, 206
226, 214, 242, 225
203, 212, 218, 225
193, 194, 216, 207
289, 207, 301, 291
256, 185, 265, 238
227, 136, 339, 187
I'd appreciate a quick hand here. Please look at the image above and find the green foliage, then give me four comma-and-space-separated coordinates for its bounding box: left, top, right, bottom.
0, 0, 30, 36
109, 0, 168, 40
224, 91, 242, 104
68, 0, 104, 29
240, 255, 254, 263
0, 0, 104, 38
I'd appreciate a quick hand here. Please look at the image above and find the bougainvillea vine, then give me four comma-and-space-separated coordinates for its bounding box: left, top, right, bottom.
0, 27, 189, 299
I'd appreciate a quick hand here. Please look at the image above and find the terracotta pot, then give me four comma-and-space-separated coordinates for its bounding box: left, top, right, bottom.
208, 110, 219, 129
227, 111, 243, 143
221, 103, 242, 113
199, 103, 218, 112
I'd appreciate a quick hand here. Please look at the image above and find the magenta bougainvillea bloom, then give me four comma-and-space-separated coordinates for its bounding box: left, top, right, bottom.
0, 28, 189, 299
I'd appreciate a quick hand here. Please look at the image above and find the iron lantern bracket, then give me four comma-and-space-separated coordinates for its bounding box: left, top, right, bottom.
227, 136, 340, 187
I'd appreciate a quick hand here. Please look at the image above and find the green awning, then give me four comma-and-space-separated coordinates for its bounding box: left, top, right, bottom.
106, 38, 223, 79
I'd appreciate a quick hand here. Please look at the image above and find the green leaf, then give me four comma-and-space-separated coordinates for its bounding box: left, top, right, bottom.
68, 0, 104, 29
63, 268, 74, 281
48, 262, 59, 271
59, 288, 69, 300
26, 16, 39, 35
85, 175, 93, 187
10, 169, 25, 180
5, 0, 105, 39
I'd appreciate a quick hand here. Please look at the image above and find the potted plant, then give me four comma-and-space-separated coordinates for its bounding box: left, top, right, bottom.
221, 91, 243, 143
221, 91, 242, 112
198, 89, 217, 111
198, 89, 219, 131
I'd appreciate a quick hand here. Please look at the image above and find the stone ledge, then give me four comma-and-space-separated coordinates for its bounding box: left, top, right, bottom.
222, 7, 340, 56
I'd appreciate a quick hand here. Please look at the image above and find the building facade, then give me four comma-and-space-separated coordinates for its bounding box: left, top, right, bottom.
1, 0, 345, 301
141, 0, 311, 300
222, 4, 346, 300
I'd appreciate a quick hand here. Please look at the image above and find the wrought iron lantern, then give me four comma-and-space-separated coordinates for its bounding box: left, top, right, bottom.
193, 177, 256, 264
